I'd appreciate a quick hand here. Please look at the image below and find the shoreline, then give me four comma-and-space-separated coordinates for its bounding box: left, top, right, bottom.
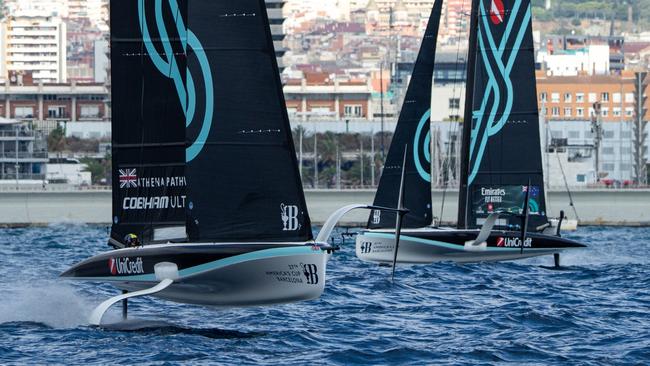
0, 189, 648, 227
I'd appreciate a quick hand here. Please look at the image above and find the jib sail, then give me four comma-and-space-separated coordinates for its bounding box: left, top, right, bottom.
110, 0, 188, 246
368, 0, 443, 229
458, 0, 549, 231
184, 0, 312, 242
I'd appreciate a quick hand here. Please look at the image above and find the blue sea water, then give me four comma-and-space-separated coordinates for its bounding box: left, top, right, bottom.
0, 225, 649, 365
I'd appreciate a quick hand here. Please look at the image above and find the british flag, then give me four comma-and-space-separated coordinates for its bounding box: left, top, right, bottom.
119, 169, 137, 188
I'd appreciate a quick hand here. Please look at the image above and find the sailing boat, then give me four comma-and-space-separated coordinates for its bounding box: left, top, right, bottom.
61, 0, 337, 324
355, 0, 586, 265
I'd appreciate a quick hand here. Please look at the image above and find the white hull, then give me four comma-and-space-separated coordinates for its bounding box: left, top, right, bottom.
120, 250, 329, 306
63, 243, 331, 307
356, 229, 580, 264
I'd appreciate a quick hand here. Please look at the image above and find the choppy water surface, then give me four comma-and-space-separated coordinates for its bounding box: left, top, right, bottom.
0, 225, 649, 365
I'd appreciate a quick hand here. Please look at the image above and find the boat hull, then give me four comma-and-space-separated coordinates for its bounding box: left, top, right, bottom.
61, 243, 330, 306
356, 229, 586, 264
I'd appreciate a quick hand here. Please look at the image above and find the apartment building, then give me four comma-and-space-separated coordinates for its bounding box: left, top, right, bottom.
284, 72, 375, 122
265, 0, 288, 71
0, 14, 67, 83
0, 74, 108, 123
536, 71, 649, 123
0, 119, 48, 182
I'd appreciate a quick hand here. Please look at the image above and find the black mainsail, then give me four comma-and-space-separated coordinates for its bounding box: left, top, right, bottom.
110, 0, 188, 245
368, 0, 443, 229
458, 0, 548, 231
184, 0, 312, 242
111, 0, 311, 245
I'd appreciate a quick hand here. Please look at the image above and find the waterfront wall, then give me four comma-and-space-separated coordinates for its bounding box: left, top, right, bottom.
0, 189, 648, 226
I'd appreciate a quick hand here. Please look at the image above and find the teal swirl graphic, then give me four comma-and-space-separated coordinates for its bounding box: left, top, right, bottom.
468, 0, 530, 184
138, 0, 213, 162
413, 109, 431, 182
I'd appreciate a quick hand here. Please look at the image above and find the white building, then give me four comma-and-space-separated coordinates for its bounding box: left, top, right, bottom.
538, 44, 610, 77
46, 158, 92, 185
0, 13, 67, 83
430, 119, 650, 187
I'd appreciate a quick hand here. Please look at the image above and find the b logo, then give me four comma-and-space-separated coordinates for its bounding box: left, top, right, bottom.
360, 242, 373, 254
281, 203, 300, 231
372, 210, 381, 225
301, 263, 319, 285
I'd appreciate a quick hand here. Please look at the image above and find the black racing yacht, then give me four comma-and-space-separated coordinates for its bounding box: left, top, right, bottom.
61, 0, 337, 325
355, 0, 586, 265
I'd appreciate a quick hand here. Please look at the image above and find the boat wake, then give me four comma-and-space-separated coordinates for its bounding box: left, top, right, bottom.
0, 282, 96, 328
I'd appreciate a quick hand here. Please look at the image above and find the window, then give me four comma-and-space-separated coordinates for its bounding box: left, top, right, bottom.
448, 98, 460, 109
311, 107, 331, 115
601, 107, 609, 117
551, 107, 560, 117
48, 106, 66, 118
80, 105, 99, 117
589, 93, 597, 103
343, 105, 362, 117
551, 93, 560, 103
540, 92, 547, 102
576, 107, 585, 117
625, 93, 634, 103
14, 106, 34, 118
564, 93, 572, 102
564, 107, 572, 117
613, 93, 621, 103
613, 107, 621, 117
576, 93, 585, 103
601, 92, 610, 102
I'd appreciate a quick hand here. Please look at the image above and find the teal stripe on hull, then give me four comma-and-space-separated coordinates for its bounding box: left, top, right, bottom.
73, 245, 321, 282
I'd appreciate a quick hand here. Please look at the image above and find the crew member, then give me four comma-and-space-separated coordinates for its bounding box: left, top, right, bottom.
124, 233, 140, 247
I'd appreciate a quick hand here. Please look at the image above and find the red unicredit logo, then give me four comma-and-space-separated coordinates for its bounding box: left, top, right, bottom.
109, 258, 117, 275
490, 0, 505, 25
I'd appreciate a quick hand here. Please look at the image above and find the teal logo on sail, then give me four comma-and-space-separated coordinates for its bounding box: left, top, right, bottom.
137, 0, 214, 162
468, 0, 531, 184
413, 109, 431, 182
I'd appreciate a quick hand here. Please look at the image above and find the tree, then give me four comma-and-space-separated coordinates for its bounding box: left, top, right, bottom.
47, 126, 66, 152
